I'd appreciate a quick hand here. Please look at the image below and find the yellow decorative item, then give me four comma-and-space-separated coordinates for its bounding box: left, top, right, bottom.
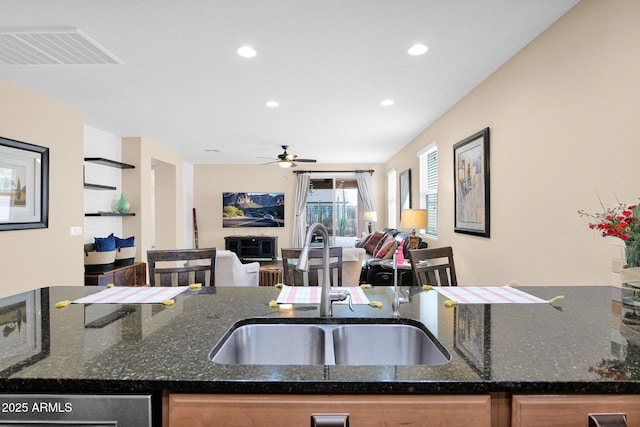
368, 301, 383, 308
162, 299, 175, 306
444, 300, 458, 307
548, 295, 565, 304
268, 300, 278, 308
360, 284, 372, 290
188, 283, 202, 290
506, 280, 519, 288
422, 285, 432, 291
55, 300, 70, 309
275, 283, 284, 289
106, 283, 114, 288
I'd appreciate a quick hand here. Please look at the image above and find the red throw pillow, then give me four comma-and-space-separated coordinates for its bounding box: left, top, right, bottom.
356, 233, 372, 248
363, 232, 385, 254
374, 236, 397, 259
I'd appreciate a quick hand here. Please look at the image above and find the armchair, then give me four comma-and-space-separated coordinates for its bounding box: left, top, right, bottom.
215, 250, 260, 286
187, 250, 259, 287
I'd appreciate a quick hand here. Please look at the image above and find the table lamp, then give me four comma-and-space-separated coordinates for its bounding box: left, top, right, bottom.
363, 211, 377, 233
400, 209, 427, 249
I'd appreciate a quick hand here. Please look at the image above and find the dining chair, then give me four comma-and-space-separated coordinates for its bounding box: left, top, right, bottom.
281, 247, 343, 286
408, 246, 458, 287
147, 247, 216, 286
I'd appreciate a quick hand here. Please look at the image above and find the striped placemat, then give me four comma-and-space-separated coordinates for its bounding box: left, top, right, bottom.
433, 286, 547, 304
276, 285, 370, 305
73, 286, 188, 304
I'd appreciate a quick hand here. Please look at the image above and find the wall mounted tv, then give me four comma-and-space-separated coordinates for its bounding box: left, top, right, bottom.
223, 192, 284, 228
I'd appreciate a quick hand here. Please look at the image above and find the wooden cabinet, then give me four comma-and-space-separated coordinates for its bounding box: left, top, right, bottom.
512, 395, 640, 427
168, 394, 492, 427
85, 262, 146, 286
225, 235, 277, 262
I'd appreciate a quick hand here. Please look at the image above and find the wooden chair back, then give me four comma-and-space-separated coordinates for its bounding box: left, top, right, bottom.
147, 248, 216, 286
408, 246, 457, 287
281, 247, 343, 286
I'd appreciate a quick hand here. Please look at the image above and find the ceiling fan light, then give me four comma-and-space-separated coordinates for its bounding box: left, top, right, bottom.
278, 161, 291, 168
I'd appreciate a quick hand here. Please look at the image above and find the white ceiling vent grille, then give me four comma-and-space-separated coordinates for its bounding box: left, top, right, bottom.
0, 28, 123, 65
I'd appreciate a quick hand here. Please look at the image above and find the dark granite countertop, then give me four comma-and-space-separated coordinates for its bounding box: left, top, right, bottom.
1, 285, 639, 395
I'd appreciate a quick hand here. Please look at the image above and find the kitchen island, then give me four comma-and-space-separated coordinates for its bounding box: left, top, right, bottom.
0, 285, 639, 426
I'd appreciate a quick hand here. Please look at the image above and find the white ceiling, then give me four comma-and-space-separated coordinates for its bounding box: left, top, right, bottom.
0, 0, 579, 165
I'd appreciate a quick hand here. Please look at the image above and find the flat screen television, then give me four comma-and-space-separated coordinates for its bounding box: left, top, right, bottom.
223, 192, 284, 228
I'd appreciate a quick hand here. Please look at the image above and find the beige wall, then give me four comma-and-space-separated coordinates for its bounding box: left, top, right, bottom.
122, 137, 184, 263
193, 164, 386, 251
386, 0, 640, 286
0, 78, 84, 298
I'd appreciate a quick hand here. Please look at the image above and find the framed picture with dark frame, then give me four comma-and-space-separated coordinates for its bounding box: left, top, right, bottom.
0, 136, 49, 231
453, 127, 490, 237
399, 168, 411, 219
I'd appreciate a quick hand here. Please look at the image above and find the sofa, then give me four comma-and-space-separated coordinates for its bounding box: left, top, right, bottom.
357, 228, 427, 285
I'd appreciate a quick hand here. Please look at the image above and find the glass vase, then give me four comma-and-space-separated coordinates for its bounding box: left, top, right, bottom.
626, 239, 640, 268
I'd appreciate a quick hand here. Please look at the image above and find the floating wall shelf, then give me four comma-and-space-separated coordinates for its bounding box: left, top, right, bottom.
85, 212, 135, 217
84, 183, 117, 190
84, 157, 135, 169
83, 157, 136, 216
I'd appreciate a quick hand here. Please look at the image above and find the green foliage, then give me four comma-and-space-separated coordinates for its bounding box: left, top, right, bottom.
223, 205, 244, 218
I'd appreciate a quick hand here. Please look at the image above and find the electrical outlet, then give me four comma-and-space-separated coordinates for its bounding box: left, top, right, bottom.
70, 226, 82, 236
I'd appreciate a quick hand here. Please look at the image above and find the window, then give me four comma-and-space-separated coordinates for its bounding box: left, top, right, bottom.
305, 176, 359, 247
387, 168, 397, 229
419, 143, 438, 236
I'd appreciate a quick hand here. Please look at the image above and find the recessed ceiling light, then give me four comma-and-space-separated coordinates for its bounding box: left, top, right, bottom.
265, 101, 280, 108
237, 45, 257, 58
407, 43, 428, 56
380, 99, 395, 107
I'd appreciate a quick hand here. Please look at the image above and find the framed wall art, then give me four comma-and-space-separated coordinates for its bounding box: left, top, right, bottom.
453, 128, 490, 237
399, 168, 411, 219
0, 136, 49, 231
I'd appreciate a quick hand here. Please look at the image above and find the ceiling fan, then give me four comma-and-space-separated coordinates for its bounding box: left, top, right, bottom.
259, 145, 317, 168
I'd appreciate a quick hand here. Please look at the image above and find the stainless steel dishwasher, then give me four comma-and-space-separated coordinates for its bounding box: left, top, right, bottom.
0, 394, 152, 426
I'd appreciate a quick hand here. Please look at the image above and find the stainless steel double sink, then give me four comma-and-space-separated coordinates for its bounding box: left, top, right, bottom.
209, 318, 451, 366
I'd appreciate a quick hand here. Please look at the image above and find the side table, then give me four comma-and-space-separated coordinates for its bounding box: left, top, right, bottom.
259, 263, 283, 287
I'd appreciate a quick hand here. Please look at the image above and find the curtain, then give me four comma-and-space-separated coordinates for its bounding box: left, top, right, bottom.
356, 171, 374, 213
292, 172, 311, 247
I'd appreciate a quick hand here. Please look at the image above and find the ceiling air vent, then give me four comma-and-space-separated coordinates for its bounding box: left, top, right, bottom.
0, 28, 123, 65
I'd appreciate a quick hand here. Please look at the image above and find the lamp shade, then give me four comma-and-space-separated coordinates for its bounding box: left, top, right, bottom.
363, 211, 378, 222
400, 209, 427, 229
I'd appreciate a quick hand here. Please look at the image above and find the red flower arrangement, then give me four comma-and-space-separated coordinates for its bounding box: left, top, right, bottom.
579, 202, 638, 241
579, 199, 640, 268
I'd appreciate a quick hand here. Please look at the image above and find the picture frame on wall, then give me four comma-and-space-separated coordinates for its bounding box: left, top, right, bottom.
0, 136, 49, 231
399, 168, 411, 219
453, 127, 490, 237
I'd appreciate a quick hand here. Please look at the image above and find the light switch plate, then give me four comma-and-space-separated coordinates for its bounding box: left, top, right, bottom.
70, 226, 82, 236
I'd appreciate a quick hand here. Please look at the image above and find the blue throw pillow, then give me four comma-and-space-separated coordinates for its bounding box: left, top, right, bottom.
115, 235, 135, 248
94, 233, 115, 252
